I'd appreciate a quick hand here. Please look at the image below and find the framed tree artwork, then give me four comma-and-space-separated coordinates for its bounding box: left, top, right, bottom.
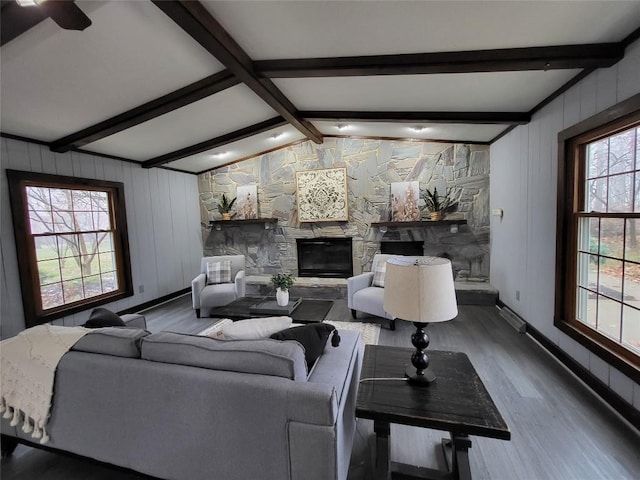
391, 181, 420, 221
296, 167, 348, 222
236, 184, 258, 219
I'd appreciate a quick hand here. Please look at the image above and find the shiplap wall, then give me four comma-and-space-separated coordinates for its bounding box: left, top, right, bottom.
490, 40, 640, 410
0, 138, 203, 339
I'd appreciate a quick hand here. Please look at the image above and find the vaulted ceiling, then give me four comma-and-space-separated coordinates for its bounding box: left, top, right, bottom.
2, 0, 640, 174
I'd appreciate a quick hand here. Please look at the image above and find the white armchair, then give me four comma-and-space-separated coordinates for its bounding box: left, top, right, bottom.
192, 255, 246, 318
347, 254, 403, 330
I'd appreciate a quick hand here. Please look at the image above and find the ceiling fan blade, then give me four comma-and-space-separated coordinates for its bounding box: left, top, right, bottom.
0, 0, 91, 46
41, 1, 91, 31
0, 1, 48, 46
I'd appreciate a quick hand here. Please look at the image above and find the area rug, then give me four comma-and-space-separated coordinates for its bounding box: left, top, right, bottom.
291, 299, 334, 322
324, 321, 380, 346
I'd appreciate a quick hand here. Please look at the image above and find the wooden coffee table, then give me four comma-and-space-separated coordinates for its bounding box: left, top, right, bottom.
209, 296, 332, 323
356, 345, 510, 480
209, 296, 299, 318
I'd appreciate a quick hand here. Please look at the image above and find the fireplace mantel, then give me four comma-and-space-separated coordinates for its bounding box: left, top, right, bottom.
371, 220, 466, 228
209, 218, 278, 230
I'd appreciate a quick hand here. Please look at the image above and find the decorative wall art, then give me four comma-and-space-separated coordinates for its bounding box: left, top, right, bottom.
236, 184, 258, 219
391, 181, 421, 221
296, 167, 348, 222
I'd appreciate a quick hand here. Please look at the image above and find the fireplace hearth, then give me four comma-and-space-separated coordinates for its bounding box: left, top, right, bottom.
297, 238, 353, 278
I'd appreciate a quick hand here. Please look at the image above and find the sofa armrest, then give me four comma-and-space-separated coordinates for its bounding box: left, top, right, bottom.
121, 314, 147, 329
347, 272, 373, 308
191, 273, 206, 309
308, 330, 361, 405
234, 270, 246, 298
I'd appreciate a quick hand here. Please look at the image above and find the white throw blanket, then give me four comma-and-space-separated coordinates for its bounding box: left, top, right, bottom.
0, 324, 89, 444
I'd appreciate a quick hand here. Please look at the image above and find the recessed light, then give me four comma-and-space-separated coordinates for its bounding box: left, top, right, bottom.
16, 0, 45, 6
410, 126, 427, 132
270, 132, 284, 140
336, 124, 351, 131
211, 151, 230, 158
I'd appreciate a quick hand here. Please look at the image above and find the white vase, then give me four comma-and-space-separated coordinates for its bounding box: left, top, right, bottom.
276, 288, 289, 307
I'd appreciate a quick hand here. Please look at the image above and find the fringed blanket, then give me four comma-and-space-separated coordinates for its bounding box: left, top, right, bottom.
0, 324, 89, 444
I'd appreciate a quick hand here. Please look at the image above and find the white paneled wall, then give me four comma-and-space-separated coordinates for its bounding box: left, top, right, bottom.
490, 41, 640, 409
0, 139, 202, 339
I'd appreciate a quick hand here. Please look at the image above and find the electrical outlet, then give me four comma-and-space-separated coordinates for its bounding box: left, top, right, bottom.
516, 290, 520, 301
138, 285, 144, 294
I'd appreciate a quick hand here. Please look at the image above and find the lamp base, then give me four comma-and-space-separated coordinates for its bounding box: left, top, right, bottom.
405, 365, 436, 386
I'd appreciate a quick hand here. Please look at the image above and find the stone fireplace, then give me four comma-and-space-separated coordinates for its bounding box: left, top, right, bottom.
199, 138, 490, 281
296, 237, 353, 278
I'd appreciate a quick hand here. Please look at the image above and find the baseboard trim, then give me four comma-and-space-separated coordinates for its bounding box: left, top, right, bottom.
498, 301, 639, 430
117, 288, 190, 316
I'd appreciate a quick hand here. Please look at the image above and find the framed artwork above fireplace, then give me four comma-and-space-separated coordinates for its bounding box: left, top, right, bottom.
295, 167, 348, 222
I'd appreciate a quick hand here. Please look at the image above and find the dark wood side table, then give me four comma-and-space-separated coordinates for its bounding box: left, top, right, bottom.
356, 345, 511, 480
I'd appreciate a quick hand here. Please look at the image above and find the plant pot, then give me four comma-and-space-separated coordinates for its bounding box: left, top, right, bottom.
276, 288, 289, 307
222, 213, 231, 220
430, 212, 442, 221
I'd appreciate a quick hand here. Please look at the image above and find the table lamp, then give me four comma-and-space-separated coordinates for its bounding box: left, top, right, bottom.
384, 256, 458, 386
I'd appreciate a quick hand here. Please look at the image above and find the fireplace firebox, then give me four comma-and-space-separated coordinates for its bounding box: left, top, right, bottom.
296, 238, 353, 278
380, 241, 424, 256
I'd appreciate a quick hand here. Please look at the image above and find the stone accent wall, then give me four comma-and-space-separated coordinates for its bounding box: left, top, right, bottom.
198, 138, 490, 280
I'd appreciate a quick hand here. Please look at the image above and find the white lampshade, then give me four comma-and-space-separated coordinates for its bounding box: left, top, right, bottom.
384, 256, 458, 323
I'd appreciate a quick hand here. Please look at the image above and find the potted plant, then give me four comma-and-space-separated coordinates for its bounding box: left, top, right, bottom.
217, 194, 237, 220
423, 187, 458, 221
271, 272, 295, 307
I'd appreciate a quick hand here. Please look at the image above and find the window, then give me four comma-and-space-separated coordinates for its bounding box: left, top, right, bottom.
7, 170, 133, 327
556, 97, 640, 381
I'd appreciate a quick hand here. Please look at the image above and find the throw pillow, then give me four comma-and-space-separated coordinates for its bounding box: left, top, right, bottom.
372, 261, 387, 287
221, 316, 292, 340
206, 260, 232, 284
270, 323, 341, 369
84, 307, 126, 328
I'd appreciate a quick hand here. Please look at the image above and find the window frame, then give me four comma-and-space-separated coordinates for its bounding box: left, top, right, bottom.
6, 170, 133, 327
555, 94, 640, 383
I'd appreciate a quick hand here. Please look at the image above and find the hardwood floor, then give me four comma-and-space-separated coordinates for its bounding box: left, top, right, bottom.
2, 294, 639, 480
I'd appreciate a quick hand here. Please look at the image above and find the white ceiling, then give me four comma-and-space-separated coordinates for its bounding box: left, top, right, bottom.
272, 70, 581, 112
1, 0, 640, 174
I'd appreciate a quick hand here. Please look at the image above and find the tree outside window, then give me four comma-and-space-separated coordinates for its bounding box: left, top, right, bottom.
7, 170, 133, 327
556, 100, 640, 381
577, 127, 640, 357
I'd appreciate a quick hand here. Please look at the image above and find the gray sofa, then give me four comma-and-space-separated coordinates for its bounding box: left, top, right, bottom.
1, 318, 363, 480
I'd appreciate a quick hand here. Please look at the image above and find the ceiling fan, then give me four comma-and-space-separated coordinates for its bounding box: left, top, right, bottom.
1, 0, 92, 46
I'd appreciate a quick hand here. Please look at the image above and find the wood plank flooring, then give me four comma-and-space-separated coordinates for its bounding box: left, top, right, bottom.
2, 294, 639, 480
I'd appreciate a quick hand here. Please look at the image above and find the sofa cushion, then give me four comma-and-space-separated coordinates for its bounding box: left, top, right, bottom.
71, 327, 150, 358
371, 261, 387, 287
270, 323, 339, 369
84, 307, 126, 328
207, 260, 231, 284
140, 332, 307, 381
221, 316, 292, 340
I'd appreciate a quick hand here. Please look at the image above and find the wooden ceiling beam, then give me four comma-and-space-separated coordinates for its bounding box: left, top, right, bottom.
301, 111, 530, 125
152, 1, 323, 144
255, 44, 624, 78
50, 70, 239, 153
141, 116, 287, 168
